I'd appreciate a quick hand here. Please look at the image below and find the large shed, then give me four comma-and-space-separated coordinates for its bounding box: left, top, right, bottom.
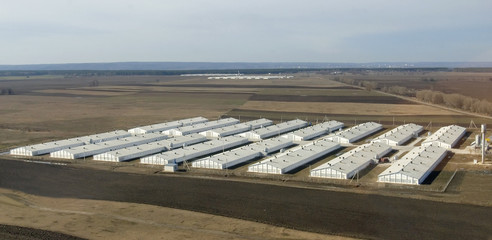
140, 136, 249, 165
93, 134, 207, 162
371, 123, 423, 146
127, 117, 208, 134
9, 130, 131, 156
163, 118, 239, 136
50, 132, 167, 159
324, 122, 382, 143
378, 145, 447, 185
199, 118, 274, 138
282, 120, 344, 141
248, 139, 340, 174
421, 125, 466, 149
239, 119, 308, 140
192, 137, 294, 169
310, 142, 392, 179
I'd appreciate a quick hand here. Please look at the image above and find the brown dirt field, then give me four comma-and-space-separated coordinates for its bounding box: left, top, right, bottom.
238, 101, 462, 116
249, 94, 413, 104
0, 188, 343, 240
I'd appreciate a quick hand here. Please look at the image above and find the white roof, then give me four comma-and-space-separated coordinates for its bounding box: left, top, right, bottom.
166, 118, 239, 136
128, 117, 208, 134
240, 119, 308, 139
283, 120, 344, 141
200, 123, 251, 137
93, 134, 207, 161
141, 136, 249, 164
372, 123, 423, 145
249, 139, 340, 174
51, 132, 167, 158
325, 122, 382, 143
422, 125, 466, 148
312, 142, 392, 176
244, 118, 274, 129
379, 145, 447, 181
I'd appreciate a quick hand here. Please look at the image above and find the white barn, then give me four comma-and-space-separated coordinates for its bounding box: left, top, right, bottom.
282, 120, 344, 141
128, 117, 208, 134
93, 134, 207, 162
378, 145, 448, 185
324, 122, 382, 143
248, 139, 340, 174
9, 130, 131, 156
371, 123, 423, 146
192, 137, 294, 169
421, 125, 466, 149
140, 136, 249, 165
239, 119, 308, 140
163, 118, 239, 136
310, 142, 392, 179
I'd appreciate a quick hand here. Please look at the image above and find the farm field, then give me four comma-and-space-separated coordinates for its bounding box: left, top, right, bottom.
1, 71, 491, 239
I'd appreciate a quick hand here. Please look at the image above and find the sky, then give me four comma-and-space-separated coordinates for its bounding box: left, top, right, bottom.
1, 0, 491, 64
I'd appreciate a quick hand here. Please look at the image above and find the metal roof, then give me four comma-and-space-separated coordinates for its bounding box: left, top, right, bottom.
140, 136, 249, 165
248, 139, 340, 174
421, 125, 466, 148
192, 137, 294, 169
200, 123, 251, 137
371, 123, 423, 146
244, 118, 274, 129
324, 122, 382, 143
239, 119, 309, 140
378, 145, 447, 184
282, 120, 344, 141
311, 142, 392, 179
50, 132, 167, 159
163, 118, 239, 136
93, 134, 207, 162
9, 130, 131, 156
127, 117, 208, 134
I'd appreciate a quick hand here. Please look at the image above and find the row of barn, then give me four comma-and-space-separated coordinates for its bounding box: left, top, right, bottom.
9, 116, 467, 185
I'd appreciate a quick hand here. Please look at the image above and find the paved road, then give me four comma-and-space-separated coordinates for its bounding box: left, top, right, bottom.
0, 159, 490, 240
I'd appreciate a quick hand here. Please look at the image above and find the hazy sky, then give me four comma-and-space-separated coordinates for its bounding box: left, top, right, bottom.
1, 0, 491, 64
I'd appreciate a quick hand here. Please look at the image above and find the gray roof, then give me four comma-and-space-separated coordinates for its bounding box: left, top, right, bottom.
282, 120, 344, 141
371, 123, 423, 146
164, 118, 239, 136
324, 122, 382, 143
192, 137, 294, 169
311, 142, 392, 178
248, 139, 340, 174
239, 119, 309, 140
378, 145, 447, 183
140, 136, 249, 165
93, 134, 208, 162
422, 125, 466, 148
127, 117, 208, 134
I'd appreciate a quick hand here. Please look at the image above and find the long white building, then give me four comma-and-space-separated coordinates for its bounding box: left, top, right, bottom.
248, 139, 340, 174
239, 119, 309, 140
310, 142, 392, 179
93, 134, 207, 162
378, 145, 447, 185
371, 123, 423, 146
421, 125, 466, 149
199, 118, 274, 138
282, 120, 344, 141
163, 118, 239, 136
50, 133, 167, 159
9, 130, 131, 156
324, 122, 382, 143
140, 136, 249, 165
192, 137, 294, 169
128, 117, 208, 134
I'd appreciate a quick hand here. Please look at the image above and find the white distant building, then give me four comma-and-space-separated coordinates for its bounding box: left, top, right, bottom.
199, 118, 274, 138
371, 123, 423, 146
421, 125, 466, 149
128, 117, 208, 134
310, 142, 392, 179
163, 118, 239, 136
378, 145, 447, 185
9, 130, 131, 156
248, 139, 341, 174
324, 122, 382, 143
282, 120, 344, 141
